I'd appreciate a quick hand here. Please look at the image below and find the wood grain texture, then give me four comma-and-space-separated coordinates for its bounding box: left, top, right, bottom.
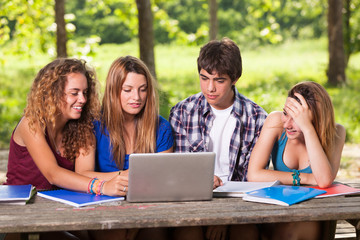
0, 183, 360, 234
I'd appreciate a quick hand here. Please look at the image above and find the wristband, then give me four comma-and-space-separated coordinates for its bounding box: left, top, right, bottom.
89, 178, 98, 194
292, 169, 301, 186
99, 181, 106, 195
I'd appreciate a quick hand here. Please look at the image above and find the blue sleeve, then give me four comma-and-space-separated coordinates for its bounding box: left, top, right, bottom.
156, 116, 174, 152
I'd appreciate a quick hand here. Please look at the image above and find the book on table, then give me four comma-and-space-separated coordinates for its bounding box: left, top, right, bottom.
0, 184, 36, 205
306, 183, 360, 198
37, 189, 124, 208
213, 180, 280, 197
242, 185, 326, 206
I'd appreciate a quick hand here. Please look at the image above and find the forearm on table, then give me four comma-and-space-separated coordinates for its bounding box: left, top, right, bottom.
77, 170, 119, 181
48, 167, 92, 192
303, 128, 335, 187
248, 169, 316, 185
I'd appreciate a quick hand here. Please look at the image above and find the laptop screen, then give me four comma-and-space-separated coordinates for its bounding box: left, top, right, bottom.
127, 152, 215, 202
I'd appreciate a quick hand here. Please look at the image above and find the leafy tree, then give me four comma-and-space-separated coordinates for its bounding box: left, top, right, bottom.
155, 0, 208, 44
0, 0, 98, 60
66, 0, 134, 44
217, 0, 326, 47
0, 0, 54, 57
343, 0, 360, 66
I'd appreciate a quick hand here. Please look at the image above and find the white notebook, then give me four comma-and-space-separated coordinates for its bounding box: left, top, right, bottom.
213, 180, 280, 197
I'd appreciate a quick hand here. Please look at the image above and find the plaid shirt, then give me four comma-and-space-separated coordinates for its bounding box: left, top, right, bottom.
169, 88, 267, 181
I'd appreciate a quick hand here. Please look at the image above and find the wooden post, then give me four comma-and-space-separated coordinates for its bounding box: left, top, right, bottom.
209, 0, 218, 40
327, 0, 346, 85
136, 0, 156, 79
55, 0, 67, 58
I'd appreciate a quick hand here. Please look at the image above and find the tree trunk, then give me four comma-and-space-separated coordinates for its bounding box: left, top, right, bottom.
136, 0, 156, 79
327, 0, 346, 85
343, 0, 351, 67
209, 0, 218, 40
55, 0, 67, 58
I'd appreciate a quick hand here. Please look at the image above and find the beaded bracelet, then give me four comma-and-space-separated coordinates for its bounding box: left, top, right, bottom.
94, 179, 100, 195
292, 169, 301, 186
89, 178, 98, 194
99, 181, 106, 195
96, 180, 105, 196
87, 177, 96, 193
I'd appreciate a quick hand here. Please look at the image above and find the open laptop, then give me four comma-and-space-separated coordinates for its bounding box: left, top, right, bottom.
127, 152, 215, 202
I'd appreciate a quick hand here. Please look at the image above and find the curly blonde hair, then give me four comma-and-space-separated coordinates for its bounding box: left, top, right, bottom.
24, 58, 101, 162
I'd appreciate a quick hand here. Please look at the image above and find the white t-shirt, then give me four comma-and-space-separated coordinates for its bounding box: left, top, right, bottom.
208, 104, 237, 183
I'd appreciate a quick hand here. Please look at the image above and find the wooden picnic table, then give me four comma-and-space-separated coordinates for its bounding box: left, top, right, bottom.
0, 183, 359, 239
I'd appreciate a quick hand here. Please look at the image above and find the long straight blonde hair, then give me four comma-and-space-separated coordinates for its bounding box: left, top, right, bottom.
102, 56, 159, 168
288, 81, 336, 158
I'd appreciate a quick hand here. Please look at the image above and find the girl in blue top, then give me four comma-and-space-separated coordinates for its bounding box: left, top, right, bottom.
76, 56, 173, 240
248, 81, 346, 240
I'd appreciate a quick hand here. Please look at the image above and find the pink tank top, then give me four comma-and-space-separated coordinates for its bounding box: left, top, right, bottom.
5, 129, 74, 190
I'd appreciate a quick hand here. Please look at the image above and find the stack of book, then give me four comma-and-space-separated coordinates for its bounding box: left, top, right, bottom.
0, 184, 36, 205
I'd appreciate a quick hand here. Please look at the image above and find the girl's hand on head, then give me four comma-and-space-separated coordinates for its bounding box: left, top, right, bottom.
284, 93, 313, 131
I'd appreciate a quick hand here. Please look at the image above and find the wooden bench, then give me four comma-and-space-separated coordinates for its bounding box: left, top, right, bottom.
335, 181, 360, 240
335, 220, 357, 240
11, 220, 360, 240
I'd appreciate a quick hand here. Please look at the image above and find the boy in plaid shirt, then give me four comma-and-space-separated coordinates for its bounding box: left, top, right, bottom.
169, 37, 267, 240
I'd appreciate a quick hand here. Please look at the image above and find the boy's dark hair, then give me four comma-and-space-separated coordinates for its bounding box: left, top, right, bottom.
197, 37, 242, 82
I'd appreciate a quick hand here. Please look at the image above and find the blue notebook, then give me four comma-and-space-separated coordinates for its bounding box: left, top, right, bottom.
243, 185, 326, 206
38, 189, 124, 208
0, 184, 36, 205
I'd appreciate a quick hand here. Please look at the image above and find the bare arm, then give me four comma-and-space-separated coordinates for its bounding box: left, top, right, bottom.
247, 112, 296, 183
73, 137, 129, 196
75, 149, 128, 196
18, 118, 94, 191
18, 118, 125, 196
285, 93, 346, 187
248, 112, 318, 185
302, 123, 345, 187
75, 146, 121, 181
76, 144, 174, 196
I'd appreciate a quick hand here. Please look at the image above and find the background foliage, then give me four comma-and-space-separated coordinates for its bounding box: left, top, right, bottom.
64, 0, 328, 47
1, 39, 360, 149
1, 0, 360, 148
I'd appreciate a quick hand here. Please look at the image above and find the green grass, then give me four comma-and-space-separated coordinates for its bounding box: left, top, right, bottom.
1, 38, 360, 148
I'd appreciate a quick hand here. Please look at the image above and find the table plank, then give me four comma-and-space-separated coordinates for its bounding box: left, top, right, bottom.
1, 193, 360, 233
